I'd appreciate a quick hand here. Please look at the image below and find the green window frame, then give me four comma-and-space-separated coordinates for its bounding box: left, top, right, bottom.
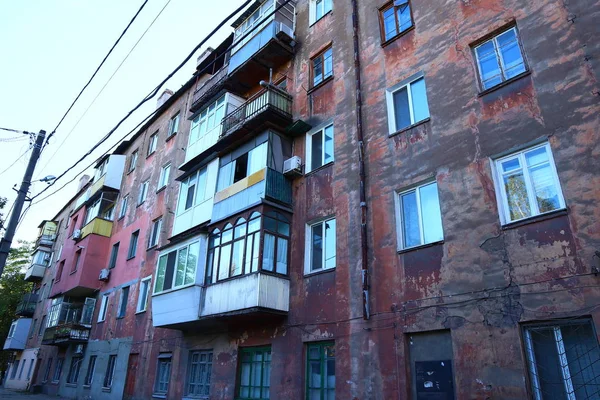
306, 342, 335, 400
237, 346, 271, 400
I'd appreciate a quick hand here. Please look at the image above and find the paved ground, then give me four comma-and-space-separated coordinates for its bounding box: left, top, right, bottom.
0, 387, 67, 399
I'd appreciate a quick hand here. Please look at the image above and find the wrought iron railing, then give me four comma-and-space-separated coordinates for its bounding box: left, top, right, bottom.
221, 87, 292, 136
190, 66, 229, 111
42, 324, 90, 344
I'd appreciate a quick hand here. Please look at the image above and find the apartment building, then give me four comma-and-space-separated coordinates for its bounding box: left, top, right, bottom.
4, 0, 600, 399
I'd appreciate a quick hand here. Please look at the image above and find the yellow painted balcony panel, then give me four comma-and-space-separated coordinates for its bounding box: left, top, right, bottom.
89, 174, 106, 197
214, 168, 266, 203
81, 218, 113, 239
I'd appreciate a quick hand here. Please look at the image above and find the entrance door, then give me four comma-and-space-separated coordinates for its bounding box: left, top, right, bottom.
123, 353, 139, 400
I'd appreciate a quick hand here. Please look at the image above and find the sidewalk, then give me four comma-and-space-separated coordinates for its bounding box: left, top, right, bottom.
0, 387, 67, 399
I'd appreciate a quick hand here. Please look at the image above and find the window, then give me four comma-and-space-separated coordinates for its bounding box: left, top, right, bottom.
168, 113, 180, 137
148, 132, 158, 156
108, 242, 119, 269
69, 216, 78, 237
155, 241, 200, 293
138, 180, 149, 205
66, 356, 83, 384
7, 321, 16, 338
186, 351, 213, 398
128, 230, 139, 259
154, 354, 172, 396
395, 181, 444, 250
237, 347, 271, 400
523, 320, 600, 399
71, 250, 82, 273
29, 319, 37, 338
137, 277, 151, 313
103, 355, 117, 388
474, 26, 527, 90
118, 196, 128, 219
306, 342, 335, 400
307, 218, 336, 274
117, 286, 129, 318
84, 192, 117, 224
128, 150, 138, 172
43, 358, 53, 383
11, 360, 19, 379
205, 212, 290, 284
178, 168, 209, 215
311, 47, 333, 87
27, 359, 34, 379
32, 250, 51, 266
56, 261, 65, 282
306, 124, 334, 172
84, 356, 97, 386
18, 359, 26, 379
159, 163, 171, 189
98, 294, 109, 322
232, 1, 275, 52
39, 315, 46, 335
188, 95, 226, 148
492, 143, 565, 224
148, 218, 162, 249
309, 0, 332, 25
216, 142, 267, 192
95, 157, 109, 180
53, 358, 64, 382
386, 75, 430, 133
379, 0, 413, 42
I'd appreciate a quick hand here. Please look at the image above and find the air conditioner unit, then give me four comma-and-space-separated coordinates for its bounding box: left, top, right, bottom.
98, 268, 110, 281
283, 156, 302, 177
74, 344, 85, 354
72, 229, 82, 240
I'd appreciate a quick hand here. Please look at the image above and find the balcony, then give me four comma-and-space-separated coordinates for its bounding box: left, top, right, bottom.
190, 66, 230, 114
42, 324, 90, 346
3, 319, 32, 350
15, 294, 39, 317
24, 263, 46, 282
35, 234, 56, 250
80, 217, 113, 239
89, 154, 125, 198
35, 220, 57, 250
42, 302, 93, 346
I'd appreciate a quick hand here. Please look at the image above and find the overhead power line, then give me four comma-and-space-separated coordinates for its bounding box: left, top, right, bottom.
37, 0, 173, 177
51, 0, 150, 134
0, 126, 32, 134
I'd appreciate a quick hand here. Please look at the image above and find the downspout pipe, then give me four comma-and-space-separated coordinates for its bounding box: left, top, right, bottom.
350, 0, 370, 320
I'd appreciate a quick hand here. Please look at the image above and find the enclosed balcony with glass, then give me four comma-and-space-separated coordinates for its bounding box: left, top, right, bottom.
35, 220, 57, 249
88, 154, 125, 198
25, 249, 51, 281
42, 297, 95, 346
15, 293, 39, 317
79, 191, 117, 240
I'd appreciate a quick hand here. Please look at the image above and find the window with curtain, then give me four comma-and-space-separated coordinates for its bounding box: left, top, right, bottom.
154, 241, 200, 293
237, 347, 271, 400
306, 342, 335, 400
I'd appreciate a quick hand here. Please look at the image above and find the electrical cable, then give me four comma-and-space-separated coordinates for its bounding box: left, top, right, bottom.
37, 0, 173, 177
0, 126, 31, 134
0, 146, 32, 177
51, 0, 150, 134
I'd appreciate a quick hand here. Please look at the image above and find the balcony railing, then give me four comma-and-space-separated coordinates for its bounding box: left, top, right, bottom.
15, 293, 39, 317
221, 87, 292, 136
190, 66, 229, 113
265, 168, 292, 205
35, 234, 56, 249
47, 302, 95, 328
42, 323, 90, 345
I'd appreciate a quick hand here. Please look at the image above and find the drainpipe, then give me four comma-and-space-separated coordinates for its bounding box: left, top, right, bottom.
350, 0, 370, 320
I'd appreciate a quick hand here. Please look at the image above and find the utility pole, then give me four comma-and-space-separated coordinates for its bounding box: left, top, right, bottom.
0, 130, 46, 277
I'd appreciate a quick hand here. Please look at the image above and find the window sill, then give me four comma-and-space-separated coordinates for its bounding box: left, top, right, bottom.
97, 320, 105, 323
102, 387, 112, 393
127, 169, 135, 175
309, 10, 332, 27
83, 385, 91, 389
156, 186, 167, 194
65, 383, 76, 388
389, 118, 430, 138
118, 216, 125, 221
501, 208, 567, 230
126, 256, 136, 261
397, 240, 444, 254
136, 202, 145, 208
69, 270, 78, 275
166, 133, 177, 142
305, 161, 334, 177
152, 282, 196, 297
135, 309, 147, 315
304, 267, 335, 278
307, 75, 334, 95
146, 152, 155, 159
478, 70, 531, 97
152, 395, 167, 399
147, 245, 158, 252
381, 25, 415, 48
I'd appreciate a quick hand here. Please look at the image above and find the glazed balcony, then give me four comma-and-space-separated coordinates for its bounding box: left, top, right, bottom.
3, 319, 32, 350
24, 250, 51, 282
35, 220, 57, 250
42, 302, 93, 346
88, 154, 125, 198
80, 217, 113, 240
15, 294, 39, 317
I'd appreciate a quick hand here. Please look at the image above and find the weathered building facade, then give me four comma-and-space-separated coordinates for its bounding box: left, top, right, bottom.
4, 0, 600, 399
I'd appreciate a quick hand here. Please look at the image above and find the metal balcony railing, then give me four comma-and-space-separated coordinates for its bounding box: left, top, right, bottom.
221, 87, 292, 136
47, 302, 95, 328
190, 66, 229, 113
15, 293, 39, 316
42, 324, 90, 344
265, 168, 292, 205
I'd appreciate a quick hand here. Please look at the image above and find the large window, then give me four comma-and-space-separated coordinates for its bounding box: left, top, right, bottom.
306, 124, 334, 172
237, 347, 271, 400
379, 0, 413, 43
84, 192, 117, 225
386, 75, 430, 133
32, 249, 51, 267
66, 356, 83, 384
474, 26, 527, 90
492, 143, 565, 224
306, 342, 335, 400
524, 320, 600, 399
154, 354, 172, 396
189, 95, 226, 147
84, 356, 97, 386
137, 276, 151, 313
154, 241, 200, 293
309, 0, 332, 25
187, 351, 213, 398
103, 355, 117, 388
206, 211, 290, 284
178, 168, 209, 214
216, 142, 267, 192
311, 46, 333, 87
395, 181, 443, 250
306, 218, 336, 274
232, 0, 275, 51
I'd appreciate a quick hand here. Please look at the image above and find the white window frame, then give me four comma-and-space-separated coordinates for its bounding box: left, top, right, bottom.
136, 276, 151, 313
394, 181, 444, 251
188, 95, 226, 149
305, 122, 334, 172
159, 163, 171, 189
304, 217, 336, 275
309, 0, 332, 25
148, 217, 162, 249
98, 294, 109, 322
491, 142, 565, 225
168, 113, 180, 137
148, 132, 158, 156
8, 321, 16, 338
138, 180, 149, 205
118, 195, 128, 219
385, 73, 430, 134
129, 150, 138, 173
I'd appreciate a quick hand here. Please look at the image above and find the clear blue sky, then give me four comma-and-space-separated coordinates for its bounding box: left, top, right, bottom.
0, 0, 244, 242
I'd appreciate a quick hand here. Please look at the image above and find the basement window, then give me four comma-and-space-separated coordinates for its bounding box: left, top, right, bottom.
379, 0, 413, 43
306, 342, 335, 400
154, 354, 172, 396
